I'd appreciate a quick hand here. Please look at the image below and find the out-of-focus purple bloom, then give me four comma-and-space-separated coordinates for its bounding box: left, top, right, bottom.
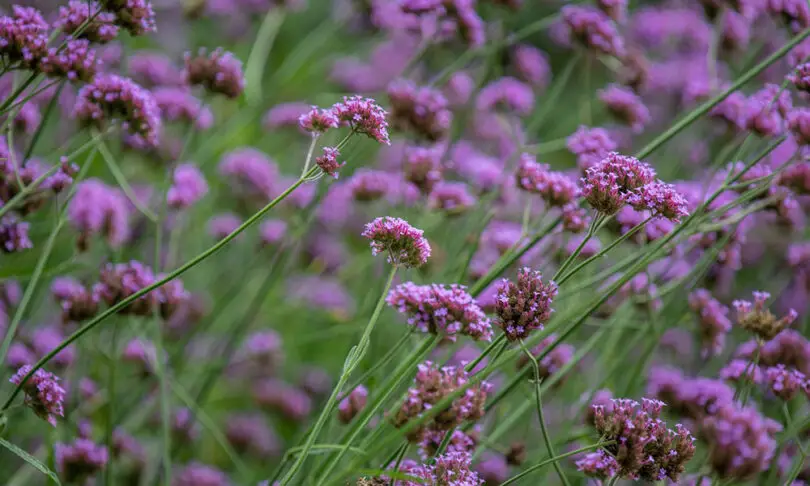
476, 77, 535, 116
338, 385, 368, 424
568, 125, 618, 172
68, 179, 130, 250
388, 79, 452, 141
631, 181, 689, 222
30, 326, 75, 368
576, 450, 619, 480
331, 95, 390, 145
387, 282, 493, 341
403, 145, 443, 193
599, 84, 651, 133
737, 330, 810, 375
597, 0, 627, 21
559, 6, 626, 57
428, 181, 476, 216
689, 289, 732, 357
259, 219, 287, 247
516, 153, 580, 207
105, 0, 156, 36
788, 108, 810, 145
0, 216, 31, 253
315, 147, 344, 178
74, 74, 161, 147
733, 290, 798, 340
128, 52, 184, 88
41, 39, 99, 83
218, 147, 278, 200
362, 216, 430, 268
253, 379, 312, 421
122, 338, 159, 375
647, 366, 734, 420
444, 71, 475, 106
226, 414, 280, 456
562, 204, 590, 233
263, 102, 310, 130
172, 462, 229, 486
287, 275, 356, 318
55, 439, 108, 484
779, 162, 810, 194
56, 1, 118, 43
299, 366, 332, 396
153, 88, 213, 130
768, 0, 810, 33
10, 365, 65, 427
744, 83, 792, 137
512, 45, 551, 89
208, 213, 242, 240
94, 260, 158, 316
710, 91, 748, 130
184, 48, 245, 99
719, 359, 763, 384
167, 163, 208, 209
764, 364, 807, 400
791, 63, 810, 92
495, 267, 557, 342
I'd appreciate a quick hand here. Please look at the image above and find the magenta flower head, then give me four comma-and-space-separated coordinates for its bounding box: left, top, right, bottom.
56, 1, 119, 43
315, 146, 344, 178
106, 0, 156, 36
74, 74, 161, 147
127, 51, 184, 88
476, 76, 535, 116
0, 216, 32, 253
263, 102, 310, 130
404, 145, 443, 193
387, 79, 452, 141
253, 379, 312, 421
218, 147, 278, 200
567, 125, 619, 172
387, 282, 493, 341
208, 213, 242, 240
744, 83, 792, 137
581, 152, 656, 215
512, 44, 551, 89
516, 153, 580, 207
0, 6, 49, 69
41, 39, 99, 83
94, 261, 158, 315
298, 106, 339, 134
338, 385, 368, 424
330, 95, 390, 145
576, 450, 620, 480
225, 414, 280, 457
631, 181, 689, 222
259, 219, 287, 247
428, 181, 477, 216
560, 5, 626, 58
10, 365, 66, 426
495, 267, 558, 342
55, 438, 108, 484
167, 163, 208, 210
173, 462, 229, 486
52, 276, 100, 323
788, 108, 810, 145
67, 179, 130, 250
688, 288, 732, 358
764, 364, 807, 400
184, 48, 245, 99
599, 84, 651, 133
153, 88, 213, 130
362, 216, 430, 268
733, 290, 798, 340
791, 62, 810, 92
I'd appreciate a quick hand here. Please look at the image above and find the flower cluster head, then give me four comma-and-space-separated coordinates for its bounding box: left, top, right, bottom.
560, 5, 626, 58
590, 398, 696, 482
576, 450, 620, 479
512, 44, 551, 89
252, 379, 312, 421
790, 62, 810, 92
476, 77, 535, 116
779, 161, 810, 194
403, 145, 443, 193
768, 0, 810, 32
788, 108, 810, 145
330, 95, 390, 145
688, 289, 732, 357
744, 83, 793, 137
633, 182, 690, 222
387, 79, 452, 141
495, 267, 558, 341
52, 276, 100, 323
733, 291, 798, 341
0, 6, 49, 68
184, 48, 245, 99
580, 152, 660, 216
94, 260, 158, 315
388, 451, 483, 486
167, 163, 208, 209
218, 147, 278, 200
719, 359, 764, 384
599, 84, 651, 133
67, 179, 130, 250
373, 0, 485, 48
315, 146, 344, 178
700, 404, 781, 480
128, 51, 184, 88
225, 414, 279, 457
362, 217, 431, 268
567, 125, 619, 172
517, 333, 576, 384
763, 364, 808, 400
298, 106, 339, 134
428, 181, 476, 216
153, 88, 213, 130
647, 366, 734, 421
393, 361, 490, 442
338, 385, 368, 424
74, 74, 161, 147
55, 438, 109, 484
0, 215, 32, 253
56, 1, 119, 43
173, 462, 229, 486
40, 39, 99, 83
418, 429, 476, 461
104, 0, 157, 36
516, 153, 580, 207
10, 365, 66, 427
387, 282, 493, 341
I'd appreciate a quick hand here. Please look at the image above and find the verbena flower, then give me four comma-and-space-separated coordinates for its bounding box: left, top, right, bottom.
788, 108, 810, 145
631, 181, 689, 222
387, 79, 452, 141
516, 153, 580, 207
208, 213, 242, 239
418, 429, 476, 461
225, 414, 280, 457
0, 6, 49, 69
403, 145, 443, 193
495, 267, 558, 341
67, 179, 130, 250
597, 0, 628, 21
315, 146, 344, 178
581, 152, 657, 215
338, 385, 368, 424
719, 359, 763, 384
259, 219, 287, 247
51, 277, 100, 323
253, 379, 312, 421
299, 106, 339, 134
387, 282, 493, 341
512, 44, 551, 89
153, 88, 213, 130
733, 290, 798, 341
476, 76, 535, 116
576, 450, 619, 479
167, 163, 208, 209
263, 102, 311, 130
74, 74, 162, 147
56, 1, 119, 43
40, 39, 99, 83
763, 364, 808, 400
184, 48, 245, 99
362, 216, 430, 268
122, 338, 159, 376
93, 260, 158, 316
9, 365, 66, 426
428, 181, 477, 216
599, 84, 651, 133
218, 147, 278, 200
55, 438, 108, 484
173, 462, 229, 486
744, 83, 792, 137
560, 5, 626, 57
127, 51, 184, 88
331, 95, 391, 145
105, 0, 157, 36
567, 126, 619, 172
790, 62, 810, 92
0, 216, 32, 253
647, 366, 734, 420
688, 289, 732, 357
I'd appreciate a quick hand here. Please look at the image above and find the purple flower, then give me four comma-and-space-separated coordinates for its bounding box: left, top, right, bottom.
184, 48, 245, 99
263, 102, 311, 130
560, 5, 626, 57
315, 146, 344, 178
67, 179, 130, 250
127, 51, 184, 88
153, 88, 213, 130
29, 326, 75, 369
733, 291, 798, 340
647, 366, 734, 420
444, 71, 475, 106
768, 0, 810, 33
403, 145, 443, 193
428, 181, 477, 216
581, 152, 657, 215
517, 333, 576, 383
418, 429, 476, 461
167, 163, 208, 209
737, 329, 810, 375
631, 181, 689, 222
719, 359, 763, 384
597, 0, 628, 21
791, 63, 810, 92
495, 267, 558, 342
387, 282, 493, 341
362, 216, 431, 268
576, 450, 619, 479
764, 364, 807, 400
225, 414, 280, 456
122, 338, 159, 375
259, 219, 287, 247
299, 106, 339, 134
107, 0, 156, 36
710, 91, 748, 130
55, 439, 108, 484
688, 289, 732, 357
744, 83, 792, 137
516, 153, 580, 206
10, 365, 66, 427
0, 6, 49, 68
779, 161, 810, 194
348, 169, 393, 202
238, 330, 284, 371
56, 1, 119, 43
51, 277, 100, 323
0, 216, 31, 253
253, 379, 312, 421
475, 452, 510, 484
788, 108, 810, 145
208, 213, 242, 239
94, 260, 159, 316
74, 74, 162, 147
599, 84, 651, 133
476, 76, 535, 116
173, 462, 229, 486
338, 385, 368, 424
513, 44, 551, 89
331, 95, 390, 145
218, 147, 278, 200
287, 275, 356, 318
567, 125, 618, 172
41, 39, 99, 83
388, 79, 452, 141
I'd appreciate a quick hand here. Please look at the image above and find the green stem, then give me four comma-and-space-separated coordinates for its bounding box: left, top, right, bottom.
96, 136, 158, 221
244, 10, 285, 103
2, 167, 317, 412
23, 81, 64, 162
553, 214, 604, 282
500, 442, 612, 486
104, 326, 118, 486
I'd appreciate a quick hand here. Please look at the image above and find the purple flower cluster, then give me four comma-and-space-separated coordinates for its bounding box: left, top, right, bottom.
218, 147, 278, 200
0, 6, 49, 69
51, 276, 100, 323
56, 1, 119, 44
386, 282, 493, 341
225, 414, 279, 456
403, 145, 443, 193
299, 106, 339, 134
0, 215, 32, 253
338, 385, 368, 424
331, 95, 391, 145
744, 84, 793, 137
512, 44, 551, 89
495, 267, 558, 341
576, 450, 619, 479
184, 48, 245, 99
9, 365, 66, 427
253, 378, 312, 421
388, 79, 452, 141
315, 147, 344, 178
74, 74, 162, 147
599, 84, 651, 133
763, 364, 808, 400
476, 77, 535, 116
167, 163, 208, 209
153, 88, 214, 130
688, 288, 732, 357
55, 438, 109, 484
428, 181, 476, 215
362, 216, 431, 268
40, 39, 99, 83
733, 291, 798, 340
128, 51, 184, 88
559, 6, 626, 58
173, 462, 229, 486
647, 366, 735, 420
94, 260, 188, 318
567, 125, 619, 172
516, 153, 580, 207
373, 0, 485, 48
67, 179, 130, 250
105, 0, 157, 36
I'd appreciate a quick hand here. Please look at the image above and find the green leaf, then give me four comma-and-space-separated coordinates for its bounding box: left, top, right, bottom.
0, 437, 61, 485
